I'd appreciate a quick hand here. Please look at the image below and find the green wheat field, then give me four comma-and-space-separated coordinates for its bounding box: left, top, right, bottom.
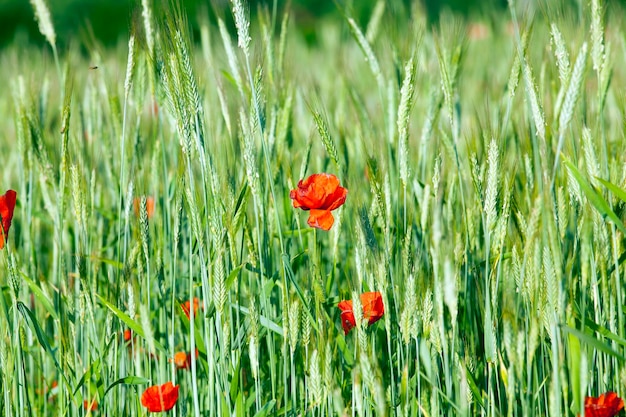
2, 0, 626, 415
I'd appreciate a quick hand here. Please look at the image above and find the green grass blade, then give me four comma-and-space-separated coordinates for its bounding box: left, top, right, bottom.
21, 273, 58, 321
596, 177, 626, 204
582, 319, 626, 347
95, 294, 166, 352
252, 399, 276, 417
103, 376, 150, 398
72, 358, 101, 396
561, 325, 625, 361
17, 302, 74, 401
563, 158, 626, 234
232, 303, 283, 336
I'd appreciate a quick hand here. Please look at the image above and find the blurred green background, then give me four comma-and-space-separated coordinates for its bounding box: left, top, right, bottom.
0, 0, 511, 49
1, 0, 622, 49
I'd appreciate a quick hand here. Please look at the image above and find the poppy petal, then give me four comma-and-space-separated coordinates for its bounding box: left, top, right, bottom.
583, 392, 624, 417
289, 174, 347, 226
361, 292, 385, 325
84, 399, 98, 411
172, 349, 199, 370
291, 178, 323, 209
134, 196, 155, 219
173, 351, 189, 369
337, 292, 384, 335
141, 382, 179, 412
338, 300, 355, 335
307, 209, 335, 231
308, 174, 346, 210
289, 188, 307, 209
123, 329, 133, 342
0, 190, 17, 249
324, 182, 348, 210
308, 174, 340, 208
181, 297, 201, 319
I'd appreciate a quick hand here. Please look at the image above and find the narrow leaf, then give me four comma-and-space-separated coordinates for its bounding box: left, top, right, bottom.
563, 158, 626, 235
96, 294, 166, 352
21, 273, 58, 321
596, 177, 626, 204
253, 399, 276, 417
17, 302, 74, 397
103, 376, 150, 398
561, 325, 625, 361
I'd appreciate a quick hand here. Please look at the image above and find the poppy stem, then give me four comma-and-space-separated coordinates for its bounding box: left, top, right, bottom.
313, 228, 319, 272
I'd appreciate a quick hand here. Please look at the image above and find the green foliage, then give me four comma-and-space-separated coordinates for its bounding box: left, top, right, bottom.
2, 0, 626, 416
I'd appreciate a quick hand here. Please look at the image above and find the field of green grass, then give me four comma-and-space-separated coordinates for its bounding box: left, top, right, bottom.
1, 0, 626, 415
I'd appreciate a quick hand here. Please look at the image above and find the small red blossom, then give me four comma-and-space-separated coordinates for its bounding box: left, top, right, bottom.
181, 297, 201, 320
122, 329, 140, 357
38, 380, 58, 403
582, 392, 624, 417
123, 329, 133, 343
133, 196, 155, 219
141, 382, 179, 412
338, 291, 385, 335
84, 399, 98, 411
0, 189, 17, 249
289, 173, 347, 231
171, 348, 199, 370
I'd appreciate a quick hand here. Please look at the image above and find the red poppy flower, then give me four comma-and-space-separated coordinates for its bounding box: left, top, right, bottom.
84, 399, 98, 411
171, 348, 199, 370
338, 291, 384, 335
123, 329, 133, 343
0, 189, 17, 249
141, 382, 179, 412
583, 392, 624, 417
40, 380, 58, 403
290, 173, 347, 231
133, 196, 155, 219
181, 297, 201, 319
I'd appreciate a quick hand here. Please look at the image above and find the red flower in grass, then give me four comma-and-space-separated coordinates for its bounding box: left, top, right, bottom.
141, 382, 179, 412
84, 399, 98, 411
40, 380, 58, 403
122, 329, 133, 343
0, 190, 17, 249
582, 392, 624, 417
290, 174, 347, 231
338, 291, 384, 335
181, 297, 201, 319
171, 348, 199, 370
133, 196, 155, 219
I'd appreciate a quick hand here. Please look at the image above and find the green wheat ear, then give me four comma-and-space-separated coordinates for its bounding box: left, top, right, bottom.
312, 110, 340, 172
397, 56, 416, 188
